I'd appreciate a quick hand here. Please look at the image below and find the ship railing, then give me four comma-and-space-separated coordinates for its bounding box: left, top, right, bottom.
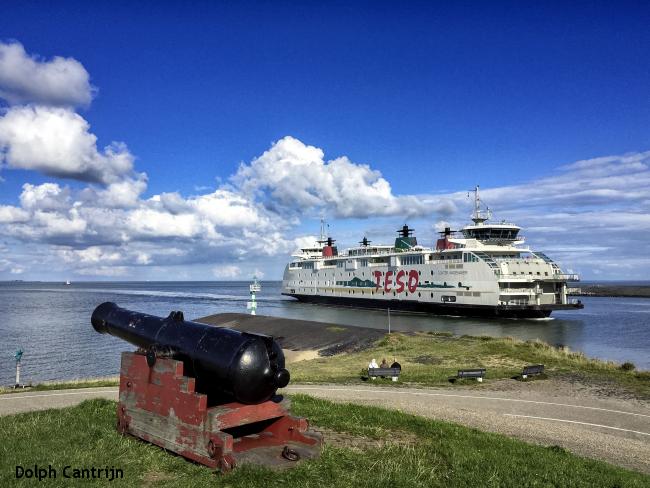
554, 273, 580, 281
500, 298, 530, 306
498, 273, 579, 281
348, 248, 395, 256
499, 288, 535, 295
492, 257, 545, 265
470, 235, 526, 244
498, 274, 532, 280
562, 273, 580, 281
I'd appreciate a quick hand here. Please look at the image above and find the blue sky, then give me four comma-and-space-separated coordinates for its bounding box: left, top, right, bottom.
0, 1, 649, 280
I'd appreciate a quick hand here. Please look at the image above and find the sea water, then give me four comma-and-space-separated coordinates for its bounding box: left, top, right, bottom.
0, 281, 648, 385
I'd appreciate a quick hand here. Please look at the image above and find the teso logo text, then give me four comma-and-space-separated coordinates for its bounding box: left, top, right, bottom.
373, 270, 419, 293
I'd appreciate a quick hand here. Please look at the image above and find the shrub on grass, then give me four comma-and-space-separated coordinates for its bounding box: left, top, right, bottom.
547, 445, 568, 455
412, 355, 442, 365
426, 331, 453, 337
635, 371, 650, 381
620, 362, 636, 372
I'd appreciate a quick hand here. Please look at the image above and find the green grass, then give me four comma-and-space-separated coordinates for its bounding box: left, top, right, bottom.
0, 377, 119, 395
4, 332, 648, 399
290, 332, 650, 398
0, 396, 647, 487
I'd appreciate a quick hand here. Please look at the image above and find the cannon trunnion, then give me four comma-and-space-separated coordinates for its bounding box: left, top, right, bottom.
92, 303, 321, 472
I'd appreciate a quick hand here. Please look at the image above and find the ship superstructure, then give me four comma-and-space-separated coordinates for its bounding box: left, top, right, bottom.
282, 187, 584, 318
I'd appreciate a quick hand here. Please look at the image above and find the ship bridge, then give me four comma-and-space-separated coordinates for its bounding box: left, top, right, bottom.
458, 186, 524, 245
460, 223, 522, 243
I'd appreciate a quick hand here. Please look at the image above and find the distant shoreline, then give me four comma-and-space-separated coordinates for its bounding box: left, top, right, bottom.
569, 285, 650, 299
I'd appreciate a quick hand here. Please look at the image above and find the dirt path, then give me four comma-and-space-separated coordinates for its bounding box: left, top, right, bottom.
0, 387, 119, 415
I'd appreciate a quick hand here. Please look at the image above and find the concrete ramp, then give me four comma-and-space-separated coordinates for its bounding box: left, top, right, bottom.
194, 313, 385, 356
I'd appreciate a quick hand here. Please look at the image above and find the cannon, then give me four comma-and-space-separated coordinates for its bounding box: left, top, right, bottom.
91, 303, 321, 471
92, 302, 289, 404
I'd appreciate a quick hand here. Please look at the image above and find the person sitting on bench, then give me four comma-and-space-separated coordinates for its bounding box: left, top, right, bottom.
368, 358, 379, 379
379, 358, 389, 376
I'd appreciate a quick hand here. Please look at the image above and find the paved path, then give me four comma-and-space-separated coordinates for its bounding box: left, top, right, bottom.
0, 387, 119, 416
287, 385, 650, 474
2, 384, 648, 473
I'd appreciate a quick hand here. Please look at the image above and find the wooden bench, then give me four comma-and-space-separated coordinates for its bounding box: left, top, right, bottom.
368, 367, 401, 381
457, 368, 486, 382
521, 364, 544, 379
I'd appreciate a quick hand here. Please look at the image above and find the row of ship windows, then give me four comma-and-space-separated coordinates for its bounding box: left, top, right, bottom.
291, 253, 464, 269
465, 229, 519, 240
292, 268, 473, 279
292, 280, 467, 287
292, 288, 481, 301
401, 255, 425, 265
290, 288, 481, 298
294, 269, 551, 279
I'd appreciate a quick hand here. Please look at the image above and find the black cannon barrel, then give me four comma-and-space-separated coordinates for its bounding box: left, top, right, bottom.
91, 302, 289, 404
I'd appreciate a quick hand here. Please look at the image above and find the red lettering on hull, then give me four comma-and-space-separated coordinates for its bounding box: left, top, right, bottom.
395, 270, 406, 293
407, 270, 418, 293
384, 271, 393, 292
368, 269, 419, 293
373, 271, 382, 291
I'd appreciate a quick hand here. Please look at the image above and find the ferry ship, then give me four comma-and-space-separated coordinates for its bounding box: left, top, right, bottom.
281, 187, 584, 318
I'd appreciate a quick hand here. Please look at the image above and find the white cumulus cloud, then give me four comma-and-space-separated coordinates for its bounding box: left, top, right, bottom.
19, 182, 71, 210
232, 136, 430, 219
0, 205, 29, 223
79, 175, 148, 208
59, 246, 123, 264
0, 41, 95, 107
0, 105, 136, 184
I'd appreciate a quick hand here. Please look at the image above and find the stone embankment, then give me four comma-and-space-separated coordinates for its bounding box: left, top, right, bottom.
568, 285, 650, 298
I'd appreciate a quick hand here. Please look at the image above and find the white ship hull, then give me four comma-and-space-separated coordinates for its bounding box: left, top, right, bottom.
282, 255, 581, 318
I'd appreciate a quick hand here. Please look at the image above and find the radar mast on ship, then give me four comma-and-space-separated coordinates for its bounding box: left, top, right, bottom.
319, 217, 326, 244
469, 185, 492, 225
316, 218, 338, 257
